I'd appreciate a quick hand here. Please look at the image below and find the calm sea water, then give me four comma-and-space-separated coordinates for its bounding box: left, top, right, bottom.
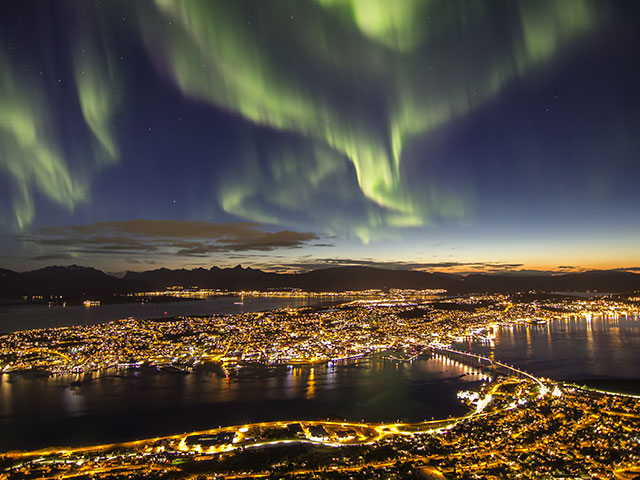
0, 296, 349, 334
2, 306, 639, 452
0, 355, 484, 451
455, 315, 640, 384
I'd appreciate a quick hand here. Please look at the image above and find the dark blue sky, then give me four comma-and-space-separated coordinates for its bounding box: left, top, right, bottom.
1, 0, 639, 274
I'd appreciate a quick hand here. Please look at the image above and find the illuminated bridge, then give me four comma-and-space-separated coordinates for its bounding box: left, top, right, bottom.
431, 347, 543, 387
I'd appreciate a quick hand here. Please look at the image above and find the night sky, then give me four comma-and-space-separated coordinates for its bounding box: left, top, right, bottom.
1, 0, 639, 274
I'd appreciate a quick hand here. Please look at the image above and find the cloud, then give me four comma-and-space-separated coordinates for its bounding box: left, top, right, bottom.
249, 257, 612, 275
29, 219, 323, 259
28, 253, 73, 261
41, 219, 265, 239
175, 231, 319, 256
252, 257, 527, 274
37, 235, 157, 251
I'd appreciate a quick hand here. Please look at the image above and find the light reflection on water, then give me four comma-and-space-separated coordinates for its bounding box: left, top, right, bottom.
457, 315, 640, 381
0, 296, 353, 333
5, 310, 633, 451
0, 353, 483, 451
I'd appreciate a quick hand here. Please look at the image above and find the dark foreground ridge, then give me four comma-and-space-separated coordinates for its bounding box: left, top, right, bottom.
1, 265, 640, 301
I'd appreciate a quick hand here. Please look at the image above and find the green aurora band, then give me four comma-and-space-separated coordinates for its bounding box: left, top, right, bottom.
0, 5, 122, 231
139, 0, 599, 241
73, 32, 121, 163
0, 1, 601, 241
0, 51, 86, 230
315, 0, 431, 52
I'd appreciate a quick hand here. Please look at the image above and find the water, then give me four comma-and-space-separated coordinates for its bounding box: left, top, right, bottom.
455, 315, 640, 386
3, 307, 639, 452
0, 296, 350, 334
0, 355, 484, 451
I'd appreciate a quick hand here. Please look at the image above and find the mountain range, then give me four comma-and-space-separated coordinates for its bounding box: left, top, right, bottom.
1, 265, 639, 301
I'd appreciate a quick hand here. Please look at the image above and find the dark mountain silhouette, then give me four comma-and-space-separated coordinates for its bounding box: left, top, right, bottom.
1, 265, 639, 301
291, 266, 459, 292
0, 265, 123, 300
0, 265, 123, 298
459, 271, 640, 293
123, 265, 280, 292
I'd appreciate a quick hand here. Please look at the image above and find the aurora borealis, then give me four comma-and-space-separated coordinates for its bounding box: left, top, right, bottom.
1, 0, 639, 274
